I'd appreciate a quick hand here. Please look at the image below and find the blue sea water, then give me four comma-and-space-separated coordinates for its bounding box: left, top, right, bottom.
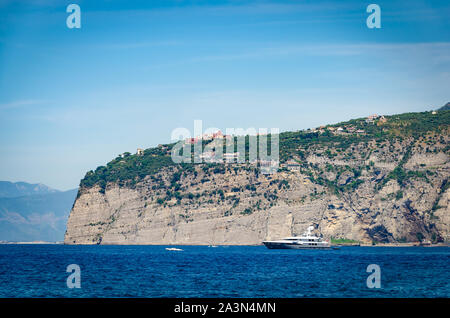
0, 245, 448, 298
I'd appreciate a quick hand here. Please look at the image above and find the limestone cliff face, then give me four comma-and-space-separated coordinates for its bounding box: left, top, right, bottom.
65, 137, 449, 245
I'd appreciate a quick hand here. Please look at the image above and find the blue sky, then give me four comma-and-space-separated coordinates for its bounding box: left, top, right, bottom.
0, 0, 449, 190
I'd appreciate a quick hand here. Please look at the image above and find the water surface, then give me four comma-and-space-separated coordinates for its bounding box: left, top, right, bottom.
0, 245, 448, 297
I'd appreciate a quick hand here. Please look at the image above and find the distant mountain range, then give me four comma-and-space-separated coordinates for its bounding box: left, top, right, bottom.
0, 182, 77, 242
0, 181, 58, 198
439, 102, 450, 111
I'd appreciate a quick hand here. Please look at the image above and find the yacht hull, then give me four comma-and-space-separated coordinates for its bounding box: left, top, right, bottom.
263, 242, 331, 250
263, 226, 333, 250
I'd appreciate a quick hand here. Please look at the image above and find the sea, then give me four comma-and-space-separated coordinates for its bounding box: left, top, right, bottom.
0, 245, 448, 298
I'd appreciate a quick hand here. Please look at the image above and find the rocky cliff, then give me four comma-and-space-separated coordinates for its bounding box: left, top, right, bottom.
65, 111, 449, 245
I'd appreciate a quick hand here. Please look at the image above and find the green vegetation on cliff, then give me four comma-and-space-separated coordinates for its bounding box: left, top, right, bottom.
330, 237, 360, 245
79, 110, 450, 192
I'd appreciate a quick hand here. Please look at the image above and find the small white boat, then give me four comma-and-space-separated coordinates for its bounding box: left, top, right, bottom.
165, 247, 183, 251
263, 226, 332, 250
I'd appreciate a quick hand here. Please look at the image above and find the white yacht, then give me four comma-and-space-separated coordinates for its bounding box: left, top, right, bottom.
263, 226, 331, 249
